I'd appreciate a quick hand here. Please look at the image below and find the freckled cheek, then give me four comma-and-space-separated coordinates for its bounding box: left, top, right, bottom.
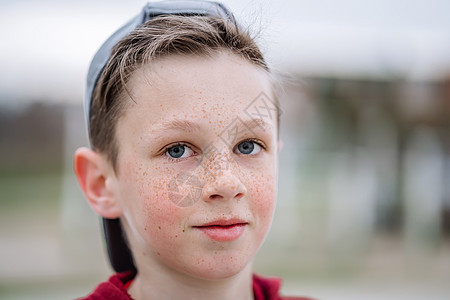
248, 173, 277, 223
140, 202, 188, 257
120, 162, 182, 231
138, 180, 186, 241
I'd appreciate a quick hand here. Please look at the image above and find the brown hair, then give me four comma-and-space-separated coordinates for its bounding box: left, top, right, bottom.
89, 15, 275, 169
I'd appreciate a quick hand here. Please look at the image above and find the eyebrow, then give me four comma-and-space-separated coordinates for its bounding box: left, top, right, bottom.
154, 118, 272, 134
241, 118, 271, 131
156, 120, 201, 133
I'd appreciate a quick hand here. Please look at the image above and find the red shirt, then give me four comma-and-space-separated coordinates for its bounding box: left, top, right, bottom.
78, 271, 314, 300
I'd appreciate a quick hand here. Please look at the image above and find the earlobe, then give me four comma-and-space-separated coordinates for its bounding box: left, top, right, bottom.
277, 140, 283, 153
73, 147, 122, 219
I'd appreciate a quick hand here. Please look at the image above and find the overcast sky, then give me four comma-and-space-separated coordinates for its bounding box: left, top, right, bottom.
1, 0, 450, 104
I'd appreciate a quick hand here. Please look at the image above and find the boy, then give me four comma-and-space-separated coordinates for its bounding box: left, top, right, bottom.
74, 1, 313, 299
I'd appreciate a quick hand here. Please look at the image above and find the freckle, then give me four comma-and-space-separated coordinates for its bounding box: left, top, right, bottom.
182, 230, 185, 233
157, 252, 161, 256
158, 226, 161, 230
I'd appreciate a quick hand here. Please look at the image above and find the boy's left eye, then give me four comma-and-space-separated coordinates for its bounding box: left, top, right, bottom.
165, 144, 194, 159
234, 140, 262, 155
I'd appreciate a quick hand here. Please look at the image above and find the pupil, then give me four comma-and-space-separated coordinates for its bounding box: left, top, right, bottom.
238, 141, 254, 154
168, 145, 185, 158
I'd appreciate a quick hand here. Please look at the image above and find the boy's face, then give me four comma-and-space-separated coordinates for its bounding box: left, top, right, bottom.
110, 51, 278, 279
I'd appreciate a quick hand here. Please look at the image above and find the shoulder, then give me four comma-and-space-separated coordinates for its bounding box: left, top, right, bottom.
76, 271, 136, 300
253, 273, 316, 300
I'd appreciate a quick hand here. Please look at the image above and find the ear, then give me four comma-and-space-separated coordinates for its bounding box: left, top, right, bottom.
277, 140, 283, 153
73, 147, 122, 219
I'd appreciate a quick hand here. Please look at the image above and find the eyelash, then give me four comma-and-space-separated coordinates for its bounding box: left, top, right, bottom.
162, 139, 266, 162
235, 138, 266, 153
163, 143, 195, 162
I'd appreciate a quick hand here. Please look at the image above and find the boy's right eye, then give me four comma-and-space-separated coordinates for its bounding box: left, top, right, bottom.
164, 144, 195, 159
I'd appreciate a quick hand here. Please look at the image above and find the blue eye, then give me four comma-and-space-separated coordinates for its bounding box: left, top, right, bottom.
236, 140, 262, 155
165, 144, 194, 159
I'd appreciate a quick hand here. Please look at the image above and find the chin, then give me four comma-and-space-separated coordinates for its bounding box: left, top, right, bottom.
184, 252, 253, 281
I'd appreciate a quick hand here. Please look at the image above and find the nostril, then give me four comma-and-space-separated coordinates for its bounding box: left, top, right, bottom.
235, 192, 244, 199
209, 194, 223, 200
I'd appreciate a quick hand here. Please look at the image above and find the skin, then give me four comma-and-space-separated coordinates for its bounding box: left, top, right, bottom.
74, 50, 280, 300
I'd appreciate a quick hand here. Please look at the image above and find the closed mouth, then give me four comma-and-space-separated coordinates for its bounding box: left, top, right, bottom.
193, 218, 248, 228
193, 220, 248, 242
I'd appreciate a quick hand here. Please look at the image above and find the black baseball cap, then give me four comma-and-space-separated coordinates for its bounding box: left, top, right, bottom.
84, 1, 235, 273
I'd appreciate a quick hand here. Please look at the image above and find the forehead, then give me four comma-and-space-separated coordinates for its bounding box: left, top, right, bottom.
118, 51, 276, 133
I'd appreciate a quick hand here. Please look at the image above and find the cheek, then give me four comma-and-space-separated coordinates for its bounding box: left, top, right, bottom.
143, 192, 182, 231
120, 160, 184, 236
138, 174, 188, 250
139, 188, 191, 261
246, 168, 277, 228
139, 175, 181, 230
253, 176, 277, 215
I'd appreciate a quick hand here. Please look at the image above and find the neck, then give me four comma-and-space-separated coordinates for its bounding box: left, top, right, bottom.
128, 261, 254, 300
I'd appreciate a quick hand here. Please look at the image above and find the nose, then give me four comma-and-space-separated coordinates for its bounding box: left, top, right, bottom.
202, 169, 247, 201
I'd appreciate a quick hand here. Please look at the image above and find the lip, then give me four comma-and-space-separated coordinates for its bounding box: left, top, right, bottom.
193, 218, 248, 242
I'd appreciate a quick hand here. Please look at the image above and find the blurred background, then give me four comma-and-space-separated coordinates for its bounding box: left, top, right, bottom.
1, 0, 449, 299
